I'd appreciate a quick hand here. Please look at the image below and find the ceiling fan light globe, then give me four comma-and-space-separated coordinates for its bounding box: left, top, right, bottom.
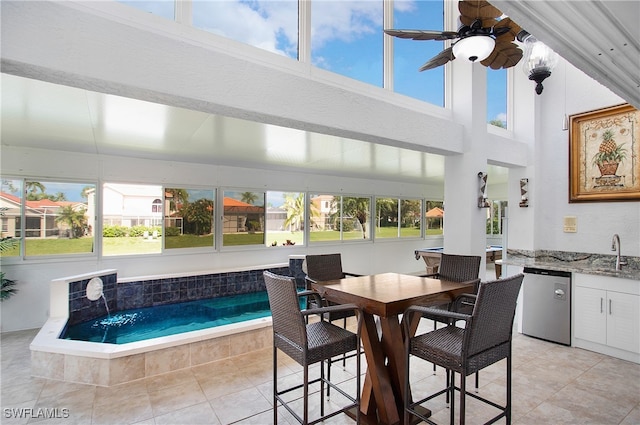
452, 36, 495, 63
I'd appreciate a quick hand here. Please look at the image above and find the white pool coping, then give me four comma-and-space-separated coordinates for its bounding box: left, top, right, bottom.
30, 314, 273, 360
32, 266, 287, 359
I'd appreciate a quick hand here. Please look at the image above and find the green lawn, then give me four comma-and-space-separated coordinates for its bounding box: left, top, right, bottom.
0, 227, 443, 257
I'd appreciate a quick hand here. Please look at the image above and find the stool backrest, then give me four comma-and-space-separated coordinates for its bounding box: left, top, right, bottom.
263, 271, 307, 349
305, 253, 345, 281
465, 273, 524, 357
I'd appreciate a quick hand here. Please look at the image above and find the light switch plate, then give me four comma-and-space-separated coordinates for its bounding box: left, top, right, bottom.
563, 216, 577, 233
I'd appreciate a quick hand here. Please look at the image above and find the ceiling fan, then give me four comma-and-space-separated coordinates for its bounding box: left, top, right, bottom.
384, 0, 523, 71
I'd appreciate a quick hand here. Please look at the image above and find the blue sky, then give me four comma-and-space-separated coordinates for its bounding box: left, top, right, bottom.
120, 1, 508, 125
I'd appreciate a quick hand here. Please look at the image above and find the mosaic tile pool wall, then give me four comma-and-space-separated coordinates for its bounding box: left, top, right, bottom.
66, 258, 305, 327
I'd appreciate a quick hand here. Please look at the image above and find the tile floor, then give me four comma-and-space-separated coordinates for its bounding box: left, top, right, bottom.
1, 320, 639, 425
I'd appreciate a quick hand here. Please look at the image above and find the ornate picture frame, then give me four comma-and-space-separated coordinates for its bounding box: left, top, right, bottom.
569, 103, 640, 202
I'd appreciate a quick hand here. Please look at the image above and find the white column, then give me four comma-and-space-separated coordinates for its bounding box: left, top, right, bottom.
443, 59, 489, 266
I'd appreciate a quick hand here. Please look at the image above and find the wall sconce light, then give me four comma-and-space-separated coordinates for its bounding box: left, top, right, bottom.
517, 30, 559, 95
478, 172, 490, 208
519, 178, 529, 207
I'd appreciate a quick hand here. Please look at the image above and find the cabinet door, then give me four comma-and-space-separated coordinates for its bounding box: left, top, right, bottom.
574, 287, 606, 345
606, 291, 640, 353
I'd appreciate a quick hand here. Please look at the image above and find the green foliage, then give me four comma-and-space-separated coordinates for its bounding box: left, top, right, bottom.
103, 225, 128, 237
341, 219, 355, 232
0, 236, 19, 253
55, 205, 88, 238
592, 143, 627, 166
283, 193, 304, 232
180, 198, 213, 235
165, 227, 181, 236
247, 220, 261, 231
128, 226, 147, 237
0, 272, 17, 301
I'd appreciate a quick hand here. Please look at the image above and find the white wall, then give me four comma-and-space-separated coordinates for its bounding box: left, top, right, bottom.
519, 60, 640, 257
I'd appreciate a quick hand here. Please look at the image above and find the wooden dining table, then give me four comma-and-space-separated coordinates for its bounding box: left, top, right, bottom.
310, 272, 477, 425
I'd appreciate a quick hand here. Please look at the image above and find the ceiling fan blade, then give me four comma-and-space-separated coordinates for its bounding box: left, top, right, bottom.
459, 0, 501, 21
419, 47, 455, 71
493, 17, 521, 42
384, 29, 459, 41
481, 42, 523, 69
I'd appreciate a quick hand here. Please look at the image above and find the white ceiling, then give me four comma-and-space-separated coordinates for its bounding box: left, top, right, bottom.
0, 73, 447, 185
493, 0, 640, 109
1, 1, 638, 187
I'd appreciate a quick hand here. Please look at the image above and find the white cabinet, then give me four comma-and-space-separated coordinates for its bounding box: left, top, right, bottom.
573, 274, 640, 363
606, 290, 640, 353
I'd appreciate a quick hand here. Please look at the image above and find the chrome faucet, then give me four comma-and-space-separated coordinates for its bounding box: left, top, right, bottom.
611, 234, 628, 271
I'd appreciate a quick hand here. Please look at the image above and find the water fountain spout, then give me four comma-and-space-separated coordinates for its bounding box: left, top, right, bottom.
86, 277, 110, 317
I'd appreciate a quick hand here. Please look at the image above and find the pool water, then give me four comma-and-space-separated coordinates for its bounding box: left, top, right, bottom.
61, 291, 275, 344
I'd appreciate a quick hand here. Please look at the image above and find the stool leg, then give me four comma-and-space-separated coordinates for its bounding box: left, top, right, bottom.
273, 346, 278, 425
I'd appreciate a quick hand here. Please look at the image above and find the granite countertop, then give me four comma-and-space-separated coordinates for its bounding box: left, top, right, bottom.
499, 249, 640, 280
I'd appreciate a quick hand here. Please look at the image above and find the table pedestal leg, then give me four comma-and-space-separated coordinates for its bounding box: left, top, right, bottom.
349, 313, 430, 425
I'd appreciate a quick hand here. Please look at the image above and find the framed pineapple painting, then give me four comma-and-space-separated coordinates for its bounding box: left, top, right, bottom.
569, 103, 640, 202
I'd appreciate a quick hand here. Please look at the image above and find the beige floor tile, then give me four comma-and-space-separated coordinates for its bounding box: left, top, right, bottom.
91, 392, 153, 425
154, 401, 220, 425
197, 368, 254, 400
209, 387, 272, 424
148, 379, 207, 417
2, 327, 640, 425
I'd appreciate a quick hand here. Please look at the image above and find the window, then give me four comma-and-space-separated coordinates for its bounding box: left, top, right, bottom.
152, 199, 162, 213
117, 1, 175, 20
309, 193, 339, 242
399, 198, 422, 237
223, 190, 265, 247
391, 0, 445, 106
164, 188, 215, 250
0, 179, 96, 257
375, 197, 422, 239
309, 194, 370, 242
425, 200, 444, 236
102, 183, 162, 256
487, 68, 508, 128
311, 0, 383, 86
342, 196, 370, 240
487, 200, 507, 235
266, 191, 305, 247
192, 1, 299, 59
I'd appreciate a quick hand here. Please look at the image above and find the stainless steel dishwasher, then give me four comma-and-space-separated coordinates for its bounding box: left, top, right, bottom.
521, 267, 572, 345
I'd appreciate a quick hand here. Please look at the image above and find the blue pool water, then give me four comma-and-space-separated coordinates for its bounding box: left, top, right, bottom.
61, 291, 274, 344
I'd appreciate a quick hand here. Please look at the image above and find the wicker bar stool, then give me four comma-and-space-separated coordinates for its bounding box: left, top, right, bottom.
263, 271, 362, 425
403, 273, 524, 425
421, 253, 481, 384
304, 253, 362, 391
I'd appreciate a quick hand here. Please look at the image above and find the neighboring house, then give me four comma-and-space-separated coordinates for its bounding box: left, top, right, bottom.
310, 194, 337, 230
266, 206, 287, 231
0, 192, 88, 238
222, 197, 264, 233
102, 183, 163, 228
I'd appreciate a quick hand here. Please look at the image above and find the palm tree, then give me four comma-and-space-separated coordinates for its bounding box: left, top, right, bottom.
283, 193, 304, 232
240, 192, 259, 205
55, 205, 88, 238
25, 181, 46, 201
343, 197, 370, 238
166, 188, 189, 210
